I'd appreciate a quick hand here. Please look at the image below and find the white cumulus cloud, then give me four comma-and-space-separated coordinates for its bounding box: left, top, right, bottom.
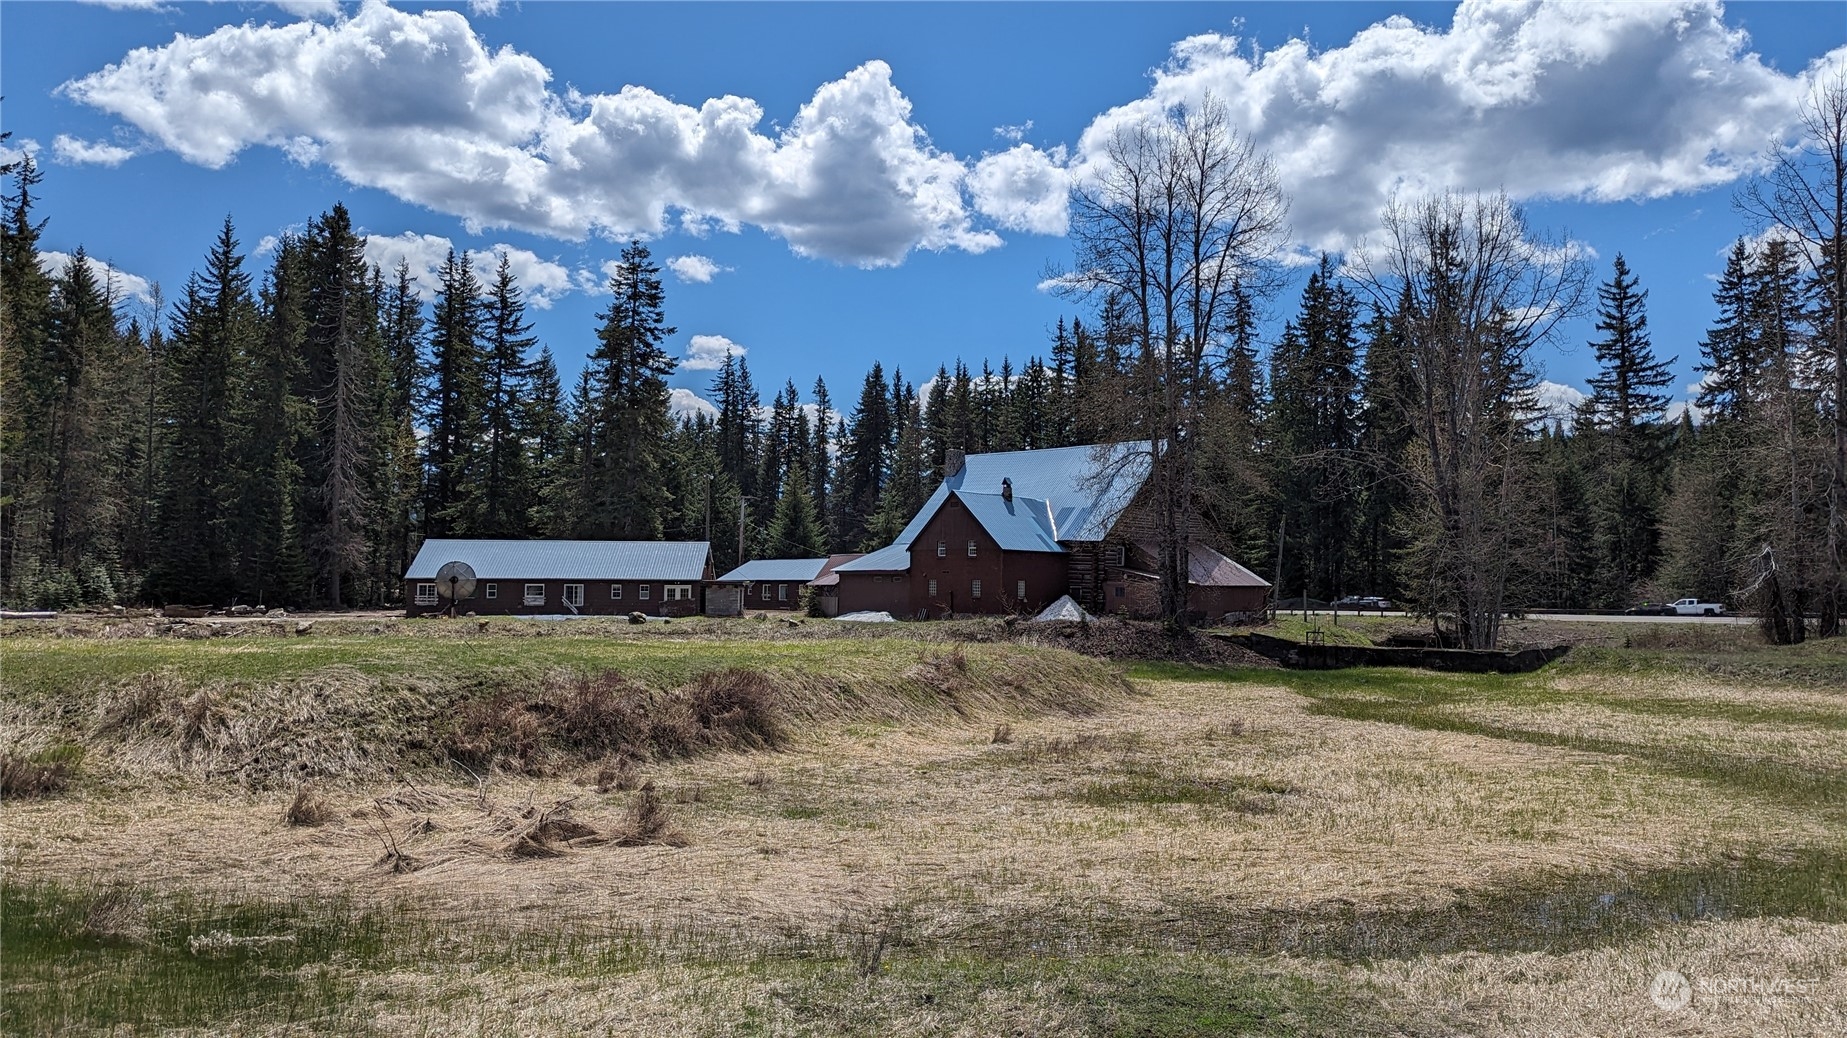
1534, 380, 1588, 425
60, 3, 1010, 266
52, 134, 137, 166
683, 333, 744, 371
361, 231, 577, 308
969, 143, 1070, 235
38, 250, 155, 305
272, 1, 343, 20
666, 254, 726, 283
1069, 0, 1846, 253
669, 387, 718, 421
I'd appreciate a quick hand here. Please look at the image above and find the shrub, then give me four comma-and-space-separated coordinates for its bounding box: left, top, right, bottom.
0, 743, 83, 798
283, 785, 334, 826
683, 668, 783, 751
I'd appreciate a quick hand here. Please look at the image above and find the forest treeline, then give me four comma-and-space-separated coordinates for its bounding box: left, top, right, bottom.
1, 108, 1842, 640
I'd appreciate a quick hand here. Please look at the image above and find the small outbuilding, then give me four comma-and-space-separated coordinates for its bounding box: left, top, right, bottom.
404, 539, 714, 617
711, 558, 830, 613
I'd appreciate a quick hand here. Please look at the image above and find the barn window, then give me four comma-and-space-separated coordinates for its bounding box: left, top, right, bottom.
524, 584, 545, 605
414, 583, 437, 605
611, 584, 622, 599
665, 585, 692, 601
928, 578, 938, 597
1114, 586, 1125, 598
967, 540, 978, 557
937, 540, 947, 558
563, 584, 585, 608
639, 585, 651, 600
484, 583, 497, 600
1016, 580, 1026, 600
1105, 546, 1125, 567
972, 579, 983, 599
778, 584, 788, 601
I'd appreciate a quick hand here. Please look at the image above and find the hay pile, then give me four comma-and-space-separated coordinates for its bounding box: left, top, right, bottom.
358, 780, 688, 874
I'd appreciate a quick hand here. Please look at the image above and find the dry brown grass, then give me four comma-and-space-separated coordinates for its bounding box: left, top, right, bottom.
283, 785, 334, 826
5, 653, 1842, 1036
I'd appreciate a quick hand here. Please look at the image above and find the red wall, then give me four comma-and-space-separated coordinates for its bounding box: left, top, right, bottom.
404, 578, 702, 617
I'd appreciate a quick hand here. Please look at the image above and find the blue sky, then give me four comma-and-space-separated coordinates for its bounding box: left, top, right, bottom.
3, 1, 1843, 421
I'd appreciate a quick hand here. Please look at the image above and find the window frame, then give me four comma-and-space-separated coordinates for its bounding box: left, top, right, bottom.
523, 583, 546, 606
484, 583, 497, 600
665, 585, 692, 602
611, 583, 623, 600
414, 583, 437, 605
927, 578, 938, 598
777, 584, 788, 601
972, 579, 983, 599
967, 539, 978, 557
761, 583, 771, 600
1016, 579, 1026, 600
639, 584, 651, 601
562, 583, 585, 608
1104, 545, 1125, 567
936, 540, 947, 558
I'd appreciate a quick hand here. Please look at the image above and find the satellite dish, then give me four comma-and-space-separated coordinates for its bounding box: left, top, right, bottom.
435, 561, 477, 602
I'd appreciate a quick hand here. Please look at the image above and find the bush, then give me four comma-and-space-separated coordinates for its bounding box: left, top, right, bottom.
0, 743, 83, 798
684, 668, 783, 751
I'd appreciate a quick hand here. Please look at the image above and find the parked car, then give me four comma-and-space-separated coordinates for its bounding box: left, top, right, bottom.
1333, 595, 1394, 612
1668, 598, 1727, 616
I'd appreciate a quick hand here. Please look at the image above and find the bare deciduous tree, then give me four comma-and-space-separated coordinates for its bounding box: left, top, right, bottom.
1061, 96, 1288, 629
1738, 72, 1847, 636
1350, 192, 1591, 648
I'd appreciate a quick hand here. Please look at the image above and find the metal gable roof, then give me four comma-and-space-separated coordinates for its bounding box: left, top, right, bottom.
833, 543, 913, 573
715, 558, 831, 583
951, 492, 1064, 553
404, 539, 711, 581
894, 442, 1149, 548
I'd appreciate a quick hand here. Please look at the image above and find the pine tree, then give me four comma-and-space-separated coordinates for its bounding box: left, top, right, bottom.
375, 259, 425, 590
809, 376, 833, 538
866, 398, 927, 547
582, 240, 677, 539
421, 249, 483, 538
838, 362, 892, 549
767, 471, 826, 557
298, 204, 386, 605
1, 153, 55, 601
472, 253, 538, 537
1583, 254, 1675, 605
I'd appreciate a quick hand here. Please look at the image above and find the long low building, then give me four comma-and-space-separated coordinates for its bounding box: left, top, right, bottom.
404, 539, 714, 617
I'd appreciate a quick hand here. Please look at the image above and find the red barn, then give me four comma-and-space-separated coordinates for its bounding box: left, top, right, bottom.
834, 444, 1268, 621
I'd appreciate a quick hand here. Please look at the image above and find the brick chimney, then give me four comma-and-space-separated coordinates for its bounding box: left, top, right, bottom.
944, 449, 966, 478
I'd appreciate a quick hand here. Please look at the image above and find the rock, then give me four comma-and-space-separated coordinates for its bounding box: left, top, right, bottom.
295, 621, 314, 636
780, 616, 804, 627
256, 605, 268, 615
477, 619, 490, 632
269, 608, 288, 618
628, 611, 647, 625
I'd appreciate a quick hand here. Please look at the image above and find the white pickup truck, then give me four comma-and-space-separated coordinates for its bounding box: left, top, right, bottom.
1667, 598, 1727, 616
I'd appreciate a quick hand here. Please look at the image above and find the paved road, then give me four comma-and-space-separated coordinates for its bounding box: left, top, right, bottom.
1292, 610, 1755, 626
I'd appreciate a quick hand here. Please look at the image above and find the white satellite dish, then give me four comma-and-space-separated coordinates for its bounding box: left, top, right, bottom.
435, 560, 477, 603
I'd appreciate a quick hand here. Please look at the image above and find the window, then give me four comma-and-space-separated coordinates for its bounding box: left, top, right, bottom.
972, 579, 983, 599
665, 585, 693, 601
927, 578, 938, 597
639, 585, 651, 600
936, 540, 946, 558
967, 539, 978, 557
761, 584, 771, 600
778, 584, 788, 601
1114, 586, 1125, 599
484, 583, 497, 600
414, 583, 437, 605
524, 584, 545, 605
563, 584, 584, 608
1105, 546, 1125, 567
611, 584, 622, 600
1017, 580, 1026, 600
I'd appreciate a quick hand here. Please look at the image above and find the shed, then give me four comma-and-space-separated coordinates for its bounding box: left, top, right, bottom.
403, 539, 714, 617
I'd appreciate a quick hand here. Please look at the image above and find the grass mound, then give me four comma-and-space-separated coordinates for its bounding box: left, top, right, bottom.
6, 638, 1130, 791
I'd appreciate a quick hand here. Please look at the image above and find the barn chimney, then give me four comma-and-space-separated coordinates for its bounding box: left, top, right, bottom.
944, 449, 966, 478
1001, 477, 1013, 502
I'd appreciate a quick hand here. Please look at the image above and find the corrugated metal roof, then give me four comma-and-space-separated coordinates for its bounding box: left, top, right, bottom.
715, 558, 830, 583
952, 492, 1064, 553
807, 554, 865, 587
405, 539, 711, 581
895, 442, 1148, 547
1128, 541, 1272, 587
833, 543, 912, 573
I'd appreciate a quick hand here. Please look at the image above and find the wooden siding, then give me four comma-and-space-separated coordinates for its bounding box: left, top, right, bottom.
404, 578, 702, 618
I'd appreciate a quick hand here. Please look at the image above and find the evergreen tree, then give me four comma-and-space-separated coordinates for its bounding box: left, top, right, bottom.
838, 362, 892, 549
581, 240, 677, 539
1, 154, 55, 601
472, 253, 538, 537
421, 249, 483, 537
1583, 254, 1675, 605
767, 470, 826, 558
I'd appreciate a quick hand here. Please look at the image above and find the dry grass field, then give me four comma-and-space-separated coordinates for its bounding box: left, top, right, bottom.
2, 617, 1843, 1035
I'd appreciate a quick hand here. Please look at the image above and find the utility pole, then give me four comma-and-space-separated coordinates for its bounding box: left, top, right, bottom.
737, 493, 751, 567
1272, 517, 1285, 623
